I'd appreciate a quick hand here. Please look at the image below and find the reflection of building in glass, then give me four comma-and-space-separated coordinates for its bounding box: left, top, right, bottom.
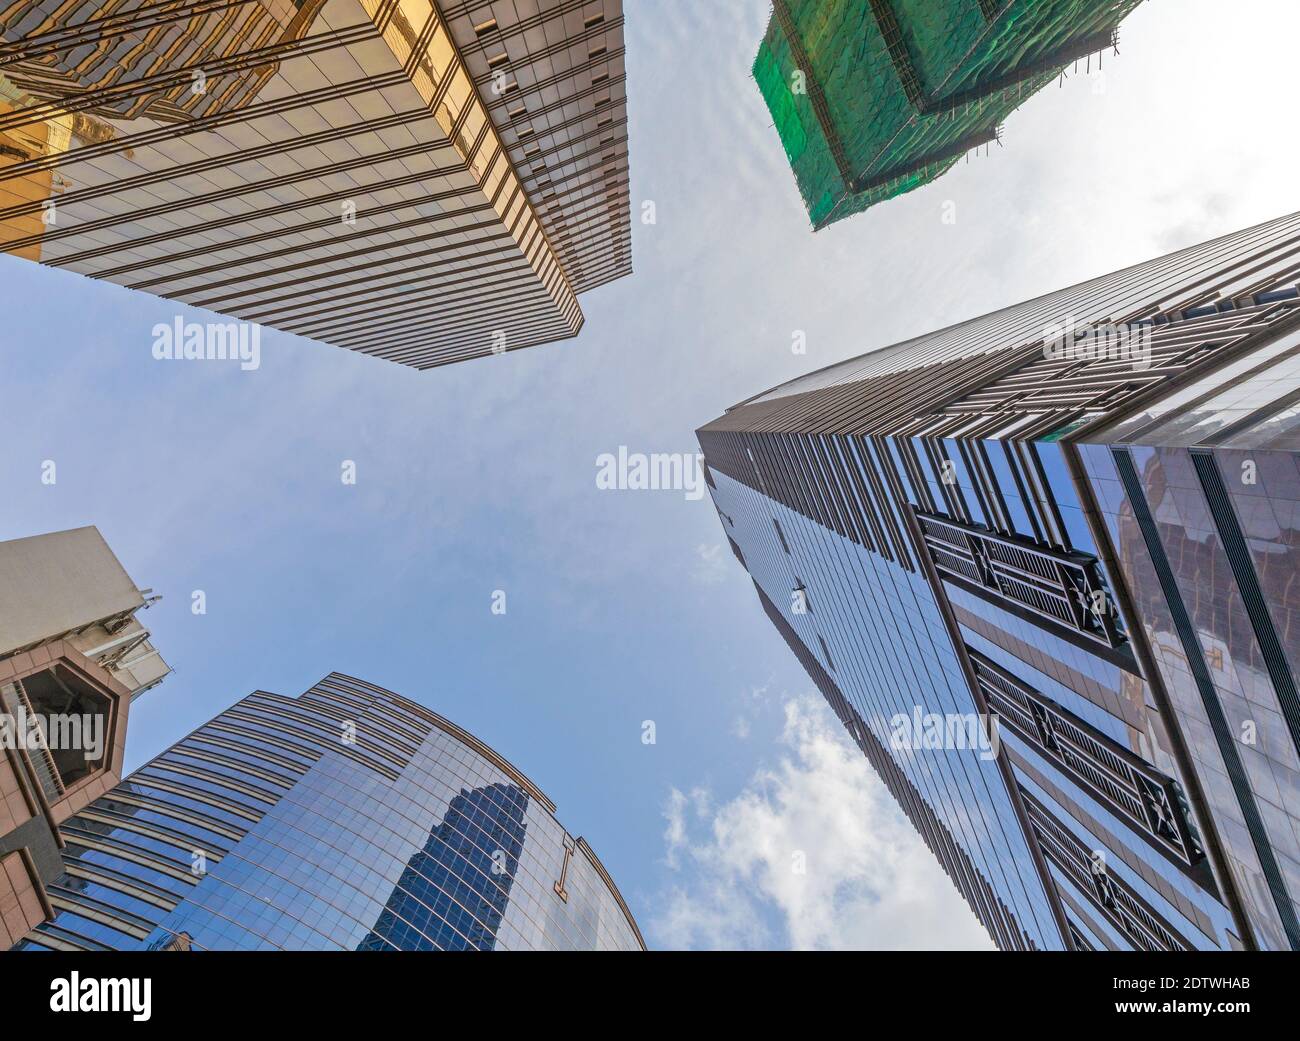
0, 527, 168, 949
147, 930, 193, 951
699, 212, 1300, 950
0, 1, 632, 368
12, 674, 644, 951
755, 0, 1144, 229
358, 782, 527, 950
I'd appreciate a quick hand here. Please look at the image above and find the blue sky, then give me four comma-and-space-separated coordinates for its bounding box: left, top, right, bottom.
1, 0, 1296, 949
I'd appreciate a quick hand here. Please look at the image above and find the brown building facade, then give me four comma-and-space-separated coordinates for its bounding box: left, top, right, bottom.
0, 527, 167, 946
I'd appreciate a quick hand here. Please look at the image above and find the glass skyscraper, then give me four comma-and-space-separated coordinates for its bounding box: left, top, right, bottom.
698, 212, 1300, 950
12, 673, 644, 951
0, 0, 631, 367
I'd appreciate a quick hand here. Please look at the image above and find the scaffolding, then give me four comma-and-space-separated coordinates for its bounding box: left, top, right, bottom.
755, 0, 1146, 229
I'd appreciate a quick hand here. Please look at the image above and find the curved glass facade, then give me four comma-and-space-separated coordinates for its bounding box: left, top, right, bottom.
12, 674, 643, 951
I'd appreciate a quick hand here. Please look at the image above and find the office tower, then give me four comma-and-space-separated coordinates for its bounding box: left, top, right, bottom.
0, 526, 168, 949
755, 0, 1144, 229
12, 673, 644, 951
698, 212, 1300, 950
0, 1, 631, 368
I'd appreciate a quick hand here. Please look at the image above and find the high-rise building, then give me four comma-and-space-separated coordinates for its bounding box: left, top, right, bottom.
12, 673, 644, 951
755, 0, 1144, 229
698, 212, 1300, 950
0, 526, 168, 949
0, 1, 631, 368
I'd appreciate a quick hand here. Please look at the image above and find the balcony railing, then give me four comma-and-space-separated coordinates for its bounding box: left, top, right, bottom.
916, 510, 1125, 648
1021, 788, 1190, 952
1, 679, 65, 802
970, 651, 1203, 869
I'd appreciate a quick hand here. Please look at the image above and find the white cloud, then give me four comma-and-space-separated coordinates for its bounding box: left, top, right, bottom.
662, 788, 689, 870
652, 694, 995, 951
662, 785, 712, 870
690, 542, 728, 585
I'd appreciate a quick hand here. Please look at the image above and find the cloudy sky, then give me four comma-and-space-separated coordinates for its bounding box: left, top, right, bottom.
1, 0, 1296, 949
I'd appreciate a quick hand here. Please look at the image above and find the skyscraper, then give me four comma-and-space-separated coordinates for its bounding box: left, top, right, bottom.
0, 0, 631, 368
698, 212, 1300, 950
0, 526, 168, 949
12, 673, 644, 951
755, 0, 1144, 229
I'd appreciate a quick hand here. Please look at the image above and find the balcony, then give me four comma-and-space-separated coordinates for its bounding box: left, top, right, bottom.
916, 510, 1125, 649
970, 651, 1203, 869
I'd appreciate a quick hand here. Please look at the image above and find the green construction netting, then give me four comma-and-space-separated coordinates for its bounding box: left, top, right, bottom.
754, 0, 1145, 229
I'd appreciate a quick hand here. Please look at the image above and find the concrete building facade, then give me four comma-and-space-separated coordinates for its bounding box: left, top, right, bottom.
0, 526, 168, 948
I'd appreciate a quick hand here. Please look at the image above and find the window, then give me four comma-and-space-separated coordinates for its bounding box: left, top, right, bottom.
817, 635, 835, 672
773, 517, 790, 553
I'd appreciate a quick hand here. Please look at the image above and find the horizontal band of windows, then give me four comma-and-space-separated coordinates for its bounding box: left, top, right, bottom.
8, 103, 450, 227
0, 12, 381, 107
314, 287, 579, 353
331, 306, 582, 361
49, 875, 175, 923
46, 896, 151, 941
61, 836, 199, 887
63, 862, 183, 912
487, 76, 627, 135
143, 760, 283, 807
249, 244, 569, 328
8, 136, 474, 259
222, 708, 400, 782
58, 849, 191, 906
99, 789, 247, 843
16, 925, 102, 952
109, 193, 502, 288
311, 684, 432, 746
55, 859, 188, 911
202, 719, 328, 770
231, 699, 388, 756
25, 917, 123, 951
241, 697, 409, 771
290, 696, 422, 758
168, 744, 300, 789
123, 774, 265, 824
47, 873, 170, 930
62, 164, 484, 271
511, 124, 630, 185
467, 33, 625, 94
60, 821, 211, 871
184, 733, 311, 778
192, 231, 539, 321
185, 222, 534, 311
0, 68, 415, 187
72, 808, 232, 863
5, 76, 464, 219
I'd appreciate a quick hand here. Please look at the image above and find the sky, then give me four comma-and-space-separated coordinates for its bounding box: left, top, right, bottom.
1, 0, 1297, 950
